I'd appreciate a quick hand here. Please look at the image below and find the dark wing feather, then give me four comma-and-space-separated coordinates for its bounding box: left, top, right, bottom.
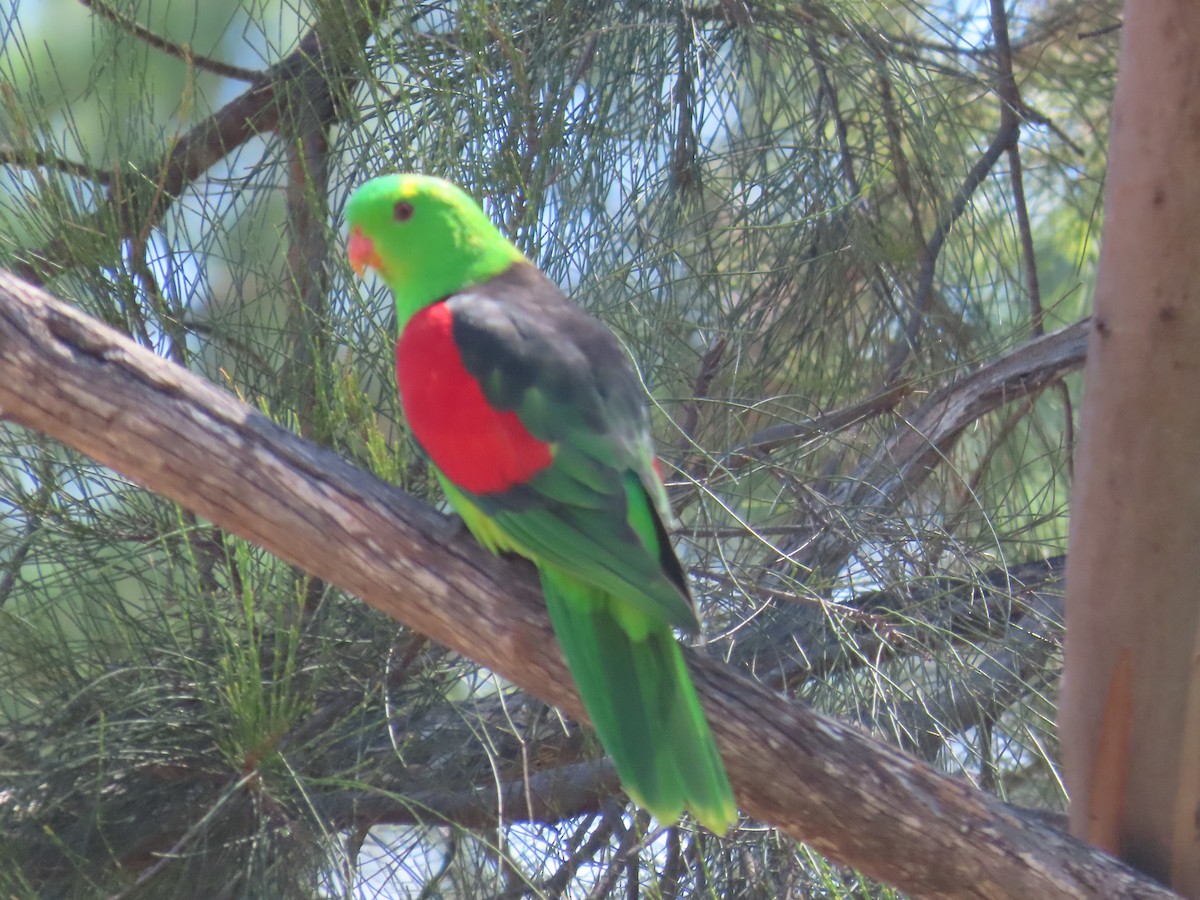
446, 263, 696, 631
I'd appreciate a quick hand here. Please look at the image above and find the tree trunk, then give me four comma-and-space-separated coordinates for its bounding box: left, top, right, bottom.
1063, 2, 1200, 892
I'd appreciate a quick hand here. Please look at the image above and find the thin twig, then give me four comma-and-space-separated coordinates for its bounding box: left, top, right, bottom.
585, 807, 639, 900
523, 816, 617, 898
0, 447, 57, 609
668, 381, 912, 510
1078, 23, 1122, 40
870, 590, 1063, 760
676, 335, 727, 452
884, 0, 1061, 377
886, 123, 1019, 381
105, 775, 255, 900
990, 0, 1043, 335
77, 0, 260, 81
1059, 381, 1075, 483
416, 831, 459, 900
659, 827, 684, 900
0, 147, 112, 185
533, 813, 606, 899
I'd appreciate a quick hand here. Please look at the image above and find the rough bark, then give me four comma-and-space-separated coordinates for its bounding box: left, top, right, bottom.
0, 269, 1175, 898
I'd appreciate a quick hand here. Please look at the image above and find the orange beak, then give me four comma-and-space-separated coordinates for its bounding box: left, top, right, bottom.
347, 225, 382, 278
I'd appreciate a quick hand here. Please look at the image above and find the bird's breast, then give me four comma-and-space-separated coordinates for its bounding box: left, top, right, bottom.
396, 302, 554, 494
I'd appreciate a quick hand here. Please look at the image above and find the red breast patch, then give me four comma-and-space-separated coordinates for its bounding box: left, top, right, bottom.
396, 302, 554, 494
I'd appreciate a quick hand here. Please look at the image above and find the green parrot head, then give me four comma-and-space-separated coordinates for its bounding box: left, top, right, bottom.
346, 174, 525, 322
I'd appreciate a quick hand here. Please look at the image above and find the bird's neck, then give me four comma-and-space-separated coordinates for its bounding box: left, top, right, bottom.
391, 246, 526, 330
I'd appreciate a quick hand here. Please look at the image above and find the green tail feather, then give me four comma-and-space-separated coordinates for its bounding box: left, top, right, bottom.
540, 566, 736, 832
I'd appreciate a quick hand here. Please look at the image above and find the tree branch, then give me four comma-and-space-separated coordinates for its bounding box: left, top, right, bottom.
798, 318, 1089, 578
316, 760, 619, 831
0, 271, 1173, 898
736, 554, 1066, 696
78, 0, 260, 82
11, 0, 384, 285
0, 146, 113, 185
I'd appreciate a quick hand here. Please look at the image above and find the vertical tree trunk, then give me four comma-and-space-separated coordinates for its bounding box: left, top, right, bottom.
1063, 2, 1200, 891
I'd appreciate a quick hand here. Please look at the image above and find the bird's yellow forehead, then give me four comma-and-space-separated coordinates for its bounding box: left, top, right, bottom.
395, 178, 456, 204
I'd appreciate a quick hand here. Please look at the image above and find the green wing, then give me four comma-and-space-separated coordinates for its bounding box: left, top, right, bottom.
444, 263, 696, 634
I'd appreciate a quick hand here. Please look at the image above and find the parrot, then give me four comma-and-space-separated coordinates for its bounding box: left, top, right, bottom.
345, 173, 735, 832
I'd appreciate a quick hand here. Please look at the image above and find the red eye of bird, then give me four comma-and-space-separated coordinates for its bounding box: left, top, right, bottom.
394, 201, 414, 222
